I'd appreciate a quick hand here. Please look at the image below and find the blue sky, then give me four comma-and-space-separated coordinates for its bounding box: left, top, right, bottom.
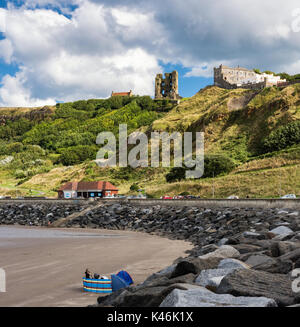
0, 0, 300, 106
0, 1, 212, 100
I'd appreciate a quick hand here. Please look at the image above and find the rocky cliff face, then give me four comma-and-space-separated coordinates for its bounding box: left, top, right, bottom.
0, 106, 54, 125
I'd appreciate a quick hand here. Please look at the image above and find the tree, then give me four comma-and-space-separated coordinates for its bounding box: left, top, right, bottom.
262, 121, 300, 152
130, 183, 140, 191
203, 154, 235, 178
166, 167, 186, 183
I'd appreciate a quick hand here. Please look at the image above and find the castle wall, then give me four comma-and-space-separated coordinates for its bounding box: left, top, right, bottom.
155, 71, 180, 100
214, 65, 286, 90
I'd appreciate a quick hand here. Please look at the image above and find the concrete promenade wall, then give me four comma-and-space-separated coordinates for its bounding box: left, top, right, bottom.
127, 199, 300, 209
0, 198, 299, 209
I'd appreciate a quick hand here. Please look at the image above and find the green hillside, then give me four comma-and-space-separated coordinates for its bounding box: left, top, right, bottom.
0, 85, 299, 198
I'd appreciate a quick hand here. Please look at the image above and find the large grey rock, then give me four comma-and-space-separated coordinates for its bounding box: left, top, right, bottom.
252, 258, 294, 274
277, 241, 300, 256
217, 269, 298, 307
117, 283, 203, 307
171, 257, 220, 278
195, 268, 241, 290
279, 248, 300, 263
270, 226, 294, 236
127, 273, 197, 295
195, 258, 250, 290
142, 265, 176, 284
243, 231, 265, 240
218, 258, 250, 270
160, 288, 277, 307
218, 238, 229, 246
245, 254, 276, 267
232, 244, 262, 254
198, 245, 240, 260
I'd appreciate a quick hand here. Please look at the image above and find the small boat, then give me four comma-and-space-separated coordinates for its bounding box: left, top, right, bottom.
82, 277, 112, 294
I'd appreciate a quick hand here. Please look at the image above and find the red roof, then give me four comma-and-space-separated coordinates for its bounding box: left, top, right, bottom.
111, 91, 132, 97
58, 181, 118, 191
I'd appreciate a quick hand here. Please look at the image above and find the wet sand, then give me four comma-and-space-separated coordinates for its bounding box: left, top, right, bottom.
0, 226, 192, 307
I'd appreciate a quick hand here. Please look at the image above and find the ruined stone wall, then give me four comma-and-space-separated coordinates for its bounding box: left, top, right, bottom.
155, 71, 181, 100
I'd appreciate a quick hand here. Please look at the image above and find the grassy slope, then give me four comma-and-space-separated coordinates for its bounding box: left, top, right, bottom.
0, 106, 56, 117
1, 85, 300, 198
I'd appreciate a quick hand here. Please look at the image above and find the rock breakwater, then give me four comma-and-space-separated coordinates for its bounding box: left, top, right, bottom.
1, 202, 299, 307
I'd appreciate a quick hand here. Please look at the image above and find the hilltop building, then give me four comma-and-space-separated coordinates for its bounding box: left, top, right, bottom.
155, 71, 181, 101
58, 181, 118, 199
111, 90, 133, 97
214, 65, 286, 90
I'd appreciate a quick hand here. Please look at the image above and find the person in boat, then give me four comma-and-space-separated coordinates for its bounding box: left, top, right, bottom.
85, 268, 93, 279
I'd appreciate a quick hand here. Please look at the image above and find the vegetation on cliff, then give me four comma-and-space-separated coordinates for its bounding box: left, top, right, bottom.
0, 84, 299, 198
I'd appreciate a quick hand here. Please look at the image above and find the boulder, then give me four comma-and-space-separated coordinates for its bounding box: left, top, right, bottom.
117, 283, 202, 307
270, 226, 294, 236
198, 245, 240, 260
160, 288, 277, 307
217, 269, 298, 306
97, 289, 130, 307
218, 258, 250, 270
171, 257, 220, 278
245, 254, 277, 267
277, 242, 300, 256
279, 248, 300, 263
252, 258, 293, 274
243, 231, 265, 240
232, 244, 262, 254
195, 266, 247, 290
142, 265, 176, 284
218, 238, 229, 246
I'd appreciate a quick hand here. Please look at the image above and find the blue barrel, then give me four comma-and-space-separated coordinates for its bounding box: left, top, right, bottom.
82, 278, 112, 294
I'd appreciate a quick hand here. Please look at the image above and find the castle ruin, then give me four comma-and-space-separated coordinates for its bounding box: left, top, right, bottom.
214, 65, 286, 90
155, 71, 181, 100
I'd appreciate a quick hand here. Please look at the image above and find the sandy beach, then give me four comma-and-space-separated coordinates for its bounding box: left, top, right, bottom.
0, 225, 192, 307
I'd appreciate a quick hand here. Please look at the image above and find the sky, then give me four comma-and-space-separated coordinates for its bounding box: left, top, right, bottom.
0, 0, 300, 106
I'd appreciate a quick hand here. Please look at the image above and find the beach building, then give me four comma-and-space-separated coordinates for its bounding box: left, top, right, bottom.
57, 181, 118, 199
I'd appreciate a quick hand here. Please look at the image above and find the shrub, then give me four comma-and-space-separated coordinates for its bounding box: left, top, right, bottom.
165, 154, 235, 182
59, 145, 97, 166
262, 121, 300, 153
130, 183, 140, 191
203, 154, 235, 178
166, 167, 186, 183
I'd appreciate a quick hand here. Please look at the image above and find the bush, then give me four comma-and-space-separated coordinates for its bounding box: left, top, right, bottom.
130, 183, 140, 191
165, 154, 235, 182
108, 96, 123, 110
59, 145, 97, 166
262, 121, 300, 153
203, 154, 235, 178
166, 167, 186, 183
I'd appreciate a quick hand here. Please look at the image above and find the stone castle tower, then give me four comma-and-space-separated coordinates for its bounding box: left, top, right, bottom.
214, 64, 287, 90
155, 70, 181, 100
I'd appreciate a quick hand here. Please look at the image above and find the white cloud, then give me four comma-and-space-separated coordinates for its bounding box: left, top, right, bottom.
0, 39, 13, 64
0, 72, 56, 107
0, 8, 6, 33
0, 2, 161, 106
1, 0, 300, 106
